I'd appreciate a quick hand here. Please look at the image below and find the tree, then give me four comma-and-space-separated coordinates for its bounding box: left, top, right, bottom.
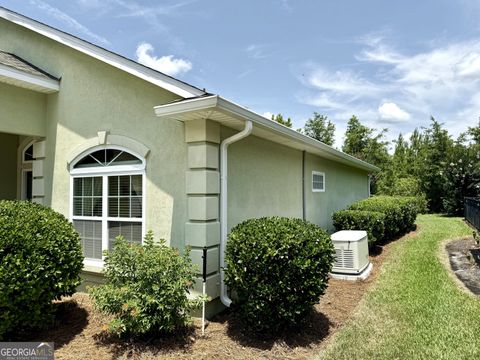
342, 115, 372, 159
271, 113, 292, 128
406, 128, 426, 178
442, 133, 480, 215
468, 118, 480, 144
420, 117, 454, 212
392, 133, 409, 178
342, 115, 390, 194
303, 113, 336, 145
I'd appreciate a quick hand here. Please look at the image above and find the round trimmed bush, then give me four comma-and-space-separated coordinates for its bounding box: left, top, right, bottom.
0, 200, 83, 339
225, 217, 335, 335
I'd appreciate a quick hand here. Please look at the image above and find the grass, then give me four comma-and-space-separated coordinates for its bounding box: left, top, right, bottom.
316, 214, 480, 360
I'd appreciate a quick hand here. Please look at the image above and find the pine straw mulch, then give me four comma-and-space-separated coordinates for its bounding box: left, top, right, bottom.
17, 229, 417, 360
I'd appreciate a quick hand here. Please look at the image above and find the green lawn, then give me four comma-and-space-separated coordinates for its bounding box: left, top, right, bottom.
316, 214, 480, 360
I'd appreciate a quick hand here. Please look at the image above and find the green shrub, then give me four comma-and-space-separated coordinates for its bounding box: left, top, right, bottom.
393, 177, 422, 197
0, 200, 83, 339
90, 232, 200, 337
349, 196, 417, 239
407, 194, 428, 214
225, 217, 335, 335
397, 197, 421, 231
332, 210, 385, 244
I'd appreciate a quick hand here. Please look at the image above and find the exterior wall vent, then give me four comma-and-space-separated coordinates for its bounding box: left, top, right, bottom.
331, 230, 370, 276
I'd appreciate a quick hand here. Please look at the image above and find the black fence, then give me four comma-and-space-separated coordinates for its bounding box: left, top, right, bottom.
465, 197, 480, 230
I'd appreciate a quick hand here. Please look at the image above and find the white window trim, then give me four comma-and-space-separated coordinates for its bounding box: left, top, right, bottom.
17, 139, 36, 200
312, 171, 326, 192
69, 148, 146, 269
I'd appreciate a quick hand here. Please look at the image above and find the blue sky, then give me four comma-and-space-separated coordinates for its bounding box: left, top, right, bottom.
2, 0, 480, 148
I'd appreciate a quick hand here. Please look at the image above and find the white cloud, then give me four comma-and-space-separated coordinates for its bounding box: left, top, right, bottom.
263, 112, 274, 119
246, 44, 272, 60
296, 33, 480, 142
29, 0, 109, 45
135, 42, 192, 76
378, 102, 411, 122
305, 67, 381, 96
298, 92, 346, 109
456, 52, 480, 78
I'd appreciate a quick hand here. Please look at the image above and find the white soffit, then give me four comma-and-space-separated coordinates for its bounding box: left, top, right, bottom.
0, 7, 204, 98
0, 62, 59, 93
154, 95, 380, 173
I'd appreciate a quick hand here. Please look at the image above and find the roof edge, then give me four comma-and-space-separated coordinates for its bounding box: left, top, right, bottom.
0, 6, 205, 98
0, 62, 60, 93
154, 95, 380, 173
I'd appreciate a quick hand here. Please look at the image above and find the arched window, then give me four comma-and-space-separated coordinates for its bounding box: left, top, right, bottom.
70, 146, 145, 265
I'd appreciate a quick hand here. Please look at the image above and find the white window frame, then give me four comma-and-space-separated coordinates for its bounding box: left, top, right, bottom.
69, 145, 146, 268
18, 139, 36, 200
312, 171, 325, 192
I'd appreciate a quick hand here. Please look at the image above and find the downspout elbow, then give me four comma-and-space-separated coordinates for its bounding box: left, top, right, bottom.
220, 120, 253, 307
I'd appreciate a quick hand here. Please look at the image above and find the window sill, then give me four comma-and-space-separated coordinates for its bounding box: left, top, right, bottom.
82, 261, 104, 274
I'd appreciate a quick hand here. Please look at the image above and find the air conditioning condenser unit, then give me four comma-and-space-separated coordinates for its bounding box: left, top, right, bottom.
330, 230, 372, 280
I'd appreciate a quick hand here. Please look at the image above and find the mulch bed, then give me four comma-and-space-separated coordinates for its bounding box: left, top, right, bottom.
16, 230, 415, 360
445, 236, 480, 295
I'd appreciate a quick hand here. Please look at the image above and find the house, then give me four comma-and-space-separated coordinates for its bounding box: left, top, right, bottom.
0, 7, 378, 315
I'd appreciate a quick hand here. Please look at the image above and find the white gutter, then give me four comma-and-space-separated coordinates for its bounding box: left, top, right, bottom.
154, 95, 380, 173
219, 120, 253, 307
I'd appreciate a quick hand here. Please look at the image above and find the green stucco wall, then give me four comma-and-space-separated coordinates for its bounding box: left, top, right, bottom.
225, 128, 303, 231
0, 19, 187, 248
0, 82, 46, 136
304, 153, 369, 231
0, 132, 18, 199
224, 128, 370, 232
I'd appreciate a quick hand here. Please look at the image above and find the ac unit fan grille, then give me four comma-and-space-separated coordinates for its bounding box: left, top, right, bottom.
334, 248, 355, 269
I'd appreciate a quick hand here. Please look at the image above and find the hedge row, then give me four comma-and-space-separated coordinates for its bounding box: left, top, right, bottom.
333, 196, 421, 245
332, 210, 385, 244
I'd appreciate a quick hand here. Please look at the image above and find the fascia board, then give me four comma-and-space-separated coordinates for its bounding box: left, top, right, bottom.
0, 62, 59, 92
155, 95, 380, 173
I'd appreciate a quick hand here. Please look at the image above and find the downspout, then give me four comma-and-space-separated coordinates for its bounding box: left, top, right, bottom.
220, 120, 253, 307
302, 150, 306, 221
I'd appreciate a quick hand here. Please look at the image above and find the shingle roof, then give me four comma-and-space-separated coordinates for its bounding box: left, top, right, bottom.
0, 50, 58, 80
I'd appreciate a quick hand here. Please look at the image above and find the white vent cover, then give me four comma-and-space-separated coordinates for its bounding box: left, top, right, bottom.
331, 230, 369, 275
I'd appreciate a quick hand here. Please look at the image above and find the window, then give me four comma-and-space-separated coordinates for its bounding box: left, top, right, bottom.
70, 147, 145, 264
312, 171, 325, 192
20, 141, 35, 201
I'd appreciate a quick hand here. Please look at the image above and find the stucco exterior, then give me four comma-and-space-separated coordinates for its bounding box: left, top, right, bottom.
225, 129, 369, 233
225, 127, 303, 230
0, 9, 375, 313
0, 17, 187, 247
304, 153, 369, 231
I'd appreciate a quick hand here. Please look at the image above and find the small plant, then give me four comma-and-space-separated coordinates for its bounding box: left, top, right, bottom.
225, 217, 335, 335
0, 200, 83, 339
90, 232, 200, 337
